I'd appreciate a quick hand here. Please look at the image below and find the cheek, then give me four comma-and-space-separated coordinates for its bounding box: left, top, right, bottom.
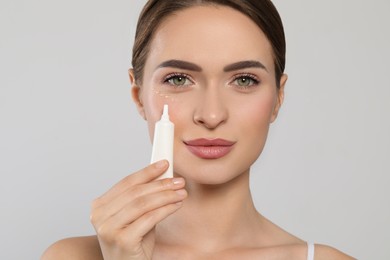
233, 92, 277, 153
253, 98, 275, 124
235, 92, 276, 128
143, 89, 188, 142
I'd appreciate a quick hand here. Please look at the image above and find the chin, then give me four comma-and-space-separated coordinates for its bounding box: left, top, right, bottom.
174, 160, 251, 186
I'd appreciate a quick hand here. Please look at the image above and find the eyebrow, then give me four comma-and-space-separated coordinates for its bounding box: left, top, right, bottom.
155, 59, 267, 72
156, 60, 202, 72
223, 60, 267, 72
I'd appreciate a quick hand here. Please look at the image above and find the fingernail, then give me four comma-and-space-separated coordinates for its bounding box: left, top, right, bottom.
175, 189, 187, 197
155, 160, 167, 169
172, 178, 184, 185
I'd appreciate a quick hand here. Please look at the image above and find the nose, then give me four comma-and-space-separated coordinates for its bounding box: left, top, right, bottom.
193, 87, 228, 129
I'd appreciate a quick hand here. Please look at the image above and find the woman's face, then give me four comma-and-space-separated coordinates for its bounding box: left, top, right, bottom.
131, 5, 287, 184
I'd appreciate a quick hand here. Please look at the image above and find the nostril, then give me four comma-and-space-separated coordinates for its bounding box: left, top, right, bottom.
193, 114, 204, 125
196, 119, 205, 125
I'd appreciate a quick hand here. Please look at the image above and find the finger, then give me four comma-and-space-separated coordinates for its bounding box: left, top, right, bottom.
99, 189, 187, 232
92, 177, 185, 226
97, 160, 169, 204
120, 201, 184, 246
101, 202, 184, 252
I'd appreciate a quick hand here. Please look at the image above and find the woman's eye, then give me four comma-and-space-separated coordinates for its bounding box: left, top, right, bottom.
165, 75, 192, 87
233, 76, 259, 88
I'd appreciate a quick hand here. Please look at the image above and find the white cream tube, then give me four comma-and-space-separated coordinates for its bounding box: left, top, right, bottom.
150, 104, 174, 179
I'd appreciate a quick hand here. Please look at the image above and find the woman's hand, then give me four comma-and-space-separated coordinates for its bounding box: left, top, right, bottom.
90, 160, 187, 260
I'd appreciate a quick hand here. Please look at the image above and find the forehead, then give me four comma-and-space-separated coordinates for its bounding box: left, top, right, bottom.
145, 5, 275, 73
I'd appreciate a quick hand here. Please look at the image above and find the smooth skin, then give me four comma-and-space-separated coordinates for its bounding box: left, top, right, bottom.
42, 5, 355, 260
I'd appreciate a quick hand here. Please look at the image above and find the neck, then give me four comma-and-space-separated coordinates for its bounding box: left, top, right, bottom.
156, 170, 263, 252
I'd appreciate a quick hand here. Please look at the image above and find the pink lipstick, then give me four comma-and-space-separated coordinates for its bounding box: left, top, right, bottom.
184, 138, 235, 159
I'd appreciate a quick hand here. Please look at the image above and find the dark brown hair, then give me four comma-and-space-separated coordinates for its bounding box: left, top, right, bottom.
132, 0, 285, 88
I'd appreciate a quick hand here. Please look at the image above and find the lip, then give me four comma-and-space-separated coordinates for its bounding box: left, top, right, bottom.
184, 138, 235, 159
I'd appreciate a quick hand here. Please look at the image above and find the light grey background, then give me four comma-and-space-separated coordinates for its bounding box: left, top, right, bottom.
1, 0, 389, 259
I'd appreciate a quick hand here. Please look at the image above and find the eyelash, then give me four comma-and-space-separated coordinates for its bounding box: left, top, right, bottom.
231, 73, 260, 88
163, 73, 194, 87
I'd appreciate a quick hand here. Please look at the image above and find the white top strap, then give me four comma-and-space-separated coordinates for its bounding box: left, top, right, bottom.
307, 242, 315, 260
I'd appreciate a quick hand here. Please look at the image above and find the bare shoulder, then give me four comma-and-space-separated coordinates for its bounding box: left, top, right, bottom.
41, 235, 103, 260
315, 244, 356, 260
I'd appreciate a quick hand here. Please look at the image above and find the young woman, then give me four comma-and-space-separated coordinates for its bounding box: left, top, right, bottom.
43, 0, 355, 259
